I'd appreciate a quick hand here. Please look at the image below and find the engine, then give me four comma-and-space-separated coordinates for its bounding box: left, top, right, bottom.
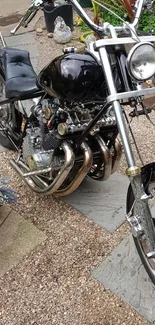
22, 97, 117, 173
22, 127, 53, 171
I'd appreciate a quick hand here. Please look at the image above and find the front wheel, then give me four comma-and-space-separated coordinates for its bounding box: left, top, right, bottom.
126, 163, 155, 284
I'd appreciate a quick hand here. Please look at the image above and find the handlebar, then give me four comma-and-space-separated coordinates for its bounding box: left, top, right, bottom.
10, 0, 145, 36
68, 0, 145, 36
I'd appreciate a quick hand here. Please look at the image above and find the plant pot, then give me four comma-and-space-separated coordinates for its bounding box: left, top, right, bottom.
43, 3, 73, 33
79, 0, 92, 8
80, 31, 94, 43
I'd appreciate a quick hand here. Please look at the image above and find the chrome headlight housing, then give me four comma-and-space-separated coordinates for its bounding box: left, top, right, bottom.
127, 42, 155, 81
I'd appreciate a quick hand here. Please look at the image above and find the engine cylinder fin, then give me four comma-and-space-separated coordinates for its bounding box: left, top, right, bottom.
10, 141, 75, 195
54, 142, 93, 197
41, 123, 61, 150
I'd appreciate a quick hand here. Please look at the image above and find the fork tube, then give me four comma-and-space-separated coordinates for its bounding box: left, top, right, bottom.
99, 46, 136, 168
99, 46, 155, 251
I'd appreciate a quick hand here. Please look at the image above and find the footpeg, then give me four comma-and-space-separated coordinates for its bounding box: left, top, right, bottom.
126, 212, 144, 238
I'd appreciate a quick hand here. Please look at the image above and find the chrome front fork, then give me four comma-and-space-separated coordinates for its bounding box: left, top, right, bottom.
99, 46, 155, 251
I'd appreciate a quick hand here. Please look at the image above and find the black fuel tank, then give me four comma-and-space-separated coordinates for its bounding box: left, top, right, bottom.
38, 52, 106, 102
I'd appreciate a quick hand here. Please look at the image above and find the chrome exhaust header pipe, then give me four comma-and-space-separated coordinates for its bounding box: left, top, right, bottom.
111, 137, 122, 174
10, 141, 75, 195
95, 135, 112, 181
54, 142, 93, 197
88, 136, 122, 181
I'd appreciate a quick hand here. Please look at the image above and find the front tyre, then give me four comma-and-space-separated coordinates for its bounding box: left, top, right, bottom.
126, 163, 155, 284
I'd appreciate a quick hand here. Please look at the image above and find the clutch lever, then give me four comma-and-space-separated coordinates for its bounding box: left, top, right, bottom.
10, 0, 43, 35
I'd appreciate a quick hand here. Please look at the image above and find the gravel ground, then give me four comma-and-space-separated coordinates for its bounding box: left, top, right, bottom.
0, 150, 147, 325
0, 10, 154, 325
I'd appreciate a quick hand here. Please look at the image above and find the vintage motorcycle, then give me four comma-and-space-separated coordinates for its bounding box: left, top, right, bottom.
1, 0, 155, 284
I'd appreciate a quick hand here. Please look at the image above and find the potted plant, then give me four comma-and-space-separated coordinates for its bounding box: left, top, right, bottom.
79, 0, 92, 8
43, 0, 73, 33
79, 0, 136, 44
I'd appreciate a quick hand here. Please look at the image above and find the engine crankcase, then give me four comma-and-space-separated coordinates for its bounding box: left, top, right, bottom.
22, 127, 52, 170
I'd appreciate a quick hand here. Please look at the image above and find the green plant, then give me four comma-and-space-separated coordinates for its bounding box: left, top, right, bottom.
80, 20, 91, 32
92, 1, 100, 25
100, 5, 129, 26
138, 7, 155, 34
96, 0, 134, 21
93, 0, 155, 34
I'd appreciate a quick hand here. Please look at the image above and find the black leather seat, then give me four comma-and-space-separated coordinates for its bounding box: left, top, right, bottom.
0, 47, 40, 99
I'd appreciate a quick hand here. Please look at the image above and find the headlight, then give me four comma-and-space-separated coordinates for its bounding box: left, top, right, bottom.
127, 42, 155, 81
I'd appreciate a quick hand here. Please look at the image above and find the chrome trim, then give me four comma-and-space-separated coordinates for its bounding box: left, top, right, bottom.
133, 0, 144, 28
107, 86, 155, 103
0, 32, 6, 48
95, 135, 112, 181
54, 142, 93, 197
23, 167, 52, 177
69, 0, 144, 35
111, 138, 122, 174
17, 160, 49, 189
94, 36, 155, 50
127, 42, 155, 81
99, 46, 136, 168
10, 0, 43, 35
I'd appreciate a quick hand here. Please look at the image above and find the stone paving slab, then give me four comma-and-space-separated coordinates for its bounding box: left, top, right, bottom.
5, 33, 36, 47
63, 173, 129, 232
93, 233, 155, 323
0, 144, 7, 153
0, 0, 31, 16
11, 43, 39, 59
0, 208, 47, 278
4, 33, 39, 71
0, 205, 11, 227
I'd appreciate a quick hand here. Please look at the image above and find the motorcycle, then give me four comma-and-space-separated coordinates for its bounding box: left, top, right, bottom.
1, 0, 155, 284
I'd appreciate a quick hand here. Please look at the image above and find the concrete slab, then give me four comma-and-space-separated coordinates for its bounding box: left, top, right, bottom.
0, 205, 11, 227
0, 0, 31, 16
5, 33, 35, 47
92, 233, 155, 323
31, 58, 39, 72
0, 144, 7, 153
4, 33, 39, 74
0, 210, 47, 278
63, 173, 129, 232
5, 34, 39, 60
15, 44, 39, 59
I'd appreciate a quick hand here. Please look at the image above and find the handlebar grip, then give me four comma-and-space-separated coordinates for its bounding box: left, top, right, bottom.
23, 8, 38, 28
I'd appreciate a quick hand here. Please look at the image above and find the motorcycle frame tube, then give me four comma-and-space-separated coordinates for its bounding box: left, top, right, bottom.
98, 45, 155, 251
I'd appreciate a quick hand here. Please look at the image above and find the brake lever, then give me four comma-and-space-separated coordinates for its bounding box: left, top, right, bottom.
10, 0, 43, 35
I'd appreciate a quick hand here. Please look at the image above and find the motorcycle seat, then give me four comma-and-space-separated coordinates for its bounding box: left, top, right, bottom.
0, 47, 41, 99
